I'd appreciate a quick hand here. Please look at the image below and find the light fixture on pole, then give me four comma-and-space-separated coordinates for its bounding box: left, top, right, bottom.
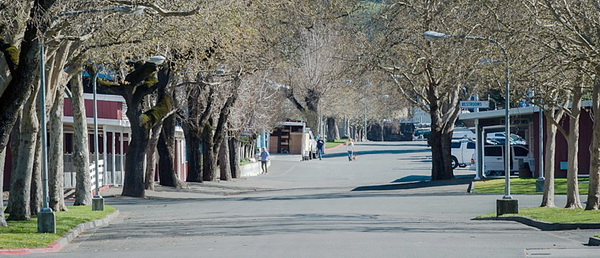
422, 30, 517, 215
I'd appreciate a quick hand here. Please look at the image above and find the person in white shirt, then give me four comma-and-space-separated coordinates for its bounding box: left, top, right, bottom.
346, 138, 355, 161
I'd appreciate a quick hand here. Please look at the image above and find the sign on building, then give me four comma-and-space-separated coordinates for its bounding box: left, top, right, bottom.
460, 101, 490, 109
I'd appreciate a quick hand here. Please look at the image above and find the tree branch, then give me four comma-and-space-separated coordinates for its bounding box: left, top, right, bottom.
110, 1, 199, 16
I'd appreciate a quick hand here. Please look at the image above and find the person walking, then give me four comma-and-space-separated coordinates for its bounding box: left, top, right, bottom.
316, 136, 325, 160
260, 147, 270, 174
346, 138, 355, 161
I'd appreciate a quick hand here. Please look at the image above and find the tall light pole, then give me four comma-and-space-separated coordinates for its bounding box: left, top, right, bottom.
92, 66, 104, 211
423, 30, 517, 215
363, 81, 372, 141
379, 94, 390, 142
38, 37, 56, 233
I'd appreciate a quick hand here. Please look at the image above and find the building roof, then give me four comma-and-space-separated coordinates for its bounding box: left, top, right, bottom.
458, 106, 540, 122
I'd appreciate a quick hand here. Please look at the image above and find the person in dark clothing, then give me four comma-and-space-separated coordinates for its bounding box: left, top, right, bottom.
316, 136, 325, 160
260, 148, 270, 174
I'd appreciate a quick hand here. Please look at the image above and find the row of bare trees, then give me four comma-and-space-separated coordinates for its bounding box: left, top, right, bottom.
1, 0, 363, 227
354, 0, 600, 210
11, 0, 600, 230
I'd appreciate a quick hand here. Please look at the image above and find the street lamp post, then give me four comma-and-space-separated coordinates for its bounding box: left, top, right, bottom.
379, 95, 390, 142
38, 37, 56, 233
423, 30, 517, 215
92, 67, 104, 211
363, 81, 372, 142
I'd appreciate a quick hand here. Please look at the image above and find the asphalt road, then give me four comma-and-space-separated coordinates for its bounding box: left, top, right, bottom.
30, 141, 600, 257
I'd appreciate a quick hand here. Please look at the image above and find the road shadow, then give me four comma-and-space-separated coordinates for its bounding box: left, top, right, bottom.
352, 174, 474, 192
321, 149, 431, 159
356, 142, 429, 148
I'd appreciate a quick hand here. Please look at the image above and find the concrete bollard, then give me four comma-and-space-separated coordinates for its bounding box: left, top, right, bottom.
535, 178, 544, 192
37, 209, 56, 233
92, 197, 104, 211
497, 199, 518, 216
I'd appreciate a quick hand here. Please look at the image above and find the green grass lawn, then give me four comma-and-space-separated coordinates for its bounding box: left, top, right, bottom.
479, 207, 600, 223
473, 178, 589, 195
240, 157, 254, 166
0, 205, 115, 249
325, 139, 346, 149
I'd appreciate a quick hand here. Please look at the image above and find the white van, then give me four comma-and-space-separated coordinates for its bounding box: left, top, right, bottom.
470, 145, 530, 176
303, 128, 318, 159
450, 139, 476, 169
452, 128, 476, 140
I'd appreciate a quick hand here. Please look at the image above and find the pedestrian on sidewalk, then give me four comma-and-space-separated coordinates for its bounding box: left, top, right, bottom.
346, 138, 355, 161
260, 147, 270, 174
316, 136, 325, 160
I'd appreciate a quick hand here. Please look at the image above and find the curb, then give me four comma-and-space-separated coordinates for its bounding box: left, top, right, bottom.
0, 210, 120, 255
588, 236, 600, 246
473, 215, 600, 231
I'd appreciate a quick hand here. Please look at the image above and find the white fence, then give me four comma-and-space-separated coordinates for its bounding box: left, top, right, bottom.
89, 160, 104, 192
63, 153, 124, 190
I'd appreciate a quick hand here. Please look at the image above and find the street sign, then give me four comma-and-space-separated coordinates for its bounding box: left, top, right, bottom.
460, 101, 489, 108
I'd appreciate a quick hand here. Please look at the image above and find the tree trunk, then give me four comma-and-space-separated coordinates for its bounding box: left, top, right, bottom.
144, 122, 162, 190
0, 147, 7, 226
219, 135, 232, 181
183, 125, 203, 182
121, 109, 148, 198
7, 92, 38, 220
229, 137, 241, 179
589, 118, 600, 210
303, 109, 319, 137
71, 73, 91, 206
157, 114, 182, 188
587, 77, 600, 210
5, 111, 22, 215
30, 132, 42, 216
429, 112, 454, 180
565, 87, 583, 209
326, 117, 338, 140
98, 63, 170, 198
48, 86, 67, 211
202, 124, 217, 181
541, 113, 558, 207
0, 0, 56, 162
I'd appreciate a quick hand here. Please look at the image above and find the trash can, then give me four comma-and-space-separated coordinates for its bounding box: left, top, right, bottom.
518, 162, 532, 178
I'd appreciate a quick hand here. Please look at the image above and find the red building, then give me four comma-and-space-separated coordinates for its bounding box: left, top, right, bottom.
459, 103, 593, 178
3, 93, 187, 190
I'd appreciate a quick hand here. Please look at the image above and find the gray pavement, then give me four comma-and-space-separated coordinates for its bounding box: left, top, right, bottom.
28, 141, 600, 257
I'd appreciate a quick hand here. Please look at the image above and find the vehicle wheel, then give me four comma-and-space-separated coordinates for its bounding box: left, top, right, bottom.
451, 156, 459, 169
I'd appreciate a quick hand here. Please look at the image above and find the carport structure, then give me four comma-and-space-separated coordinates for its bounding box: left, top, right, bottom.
458, 104, 592, 180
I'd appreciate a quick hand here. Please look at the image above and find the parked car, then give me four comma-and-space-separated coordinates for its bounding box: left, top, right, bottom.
469, 145, 530, 176
450, 139, 476, 169
486, 132, 527, 145
412, 128, 431, 141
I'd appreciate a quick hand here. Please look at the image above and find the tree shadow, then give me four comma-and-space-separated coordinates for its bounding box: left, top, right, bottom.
322, 149, 431, 159
356, 142, 429, 148
352, 174, 474, 192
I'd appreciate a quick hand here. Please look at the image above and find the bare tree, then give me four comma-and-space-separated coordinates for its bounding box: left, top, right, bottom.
522, 0, 600, 209
70, 73, 92, 206
97, 63, 173, 197
374, 1, 497, 180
